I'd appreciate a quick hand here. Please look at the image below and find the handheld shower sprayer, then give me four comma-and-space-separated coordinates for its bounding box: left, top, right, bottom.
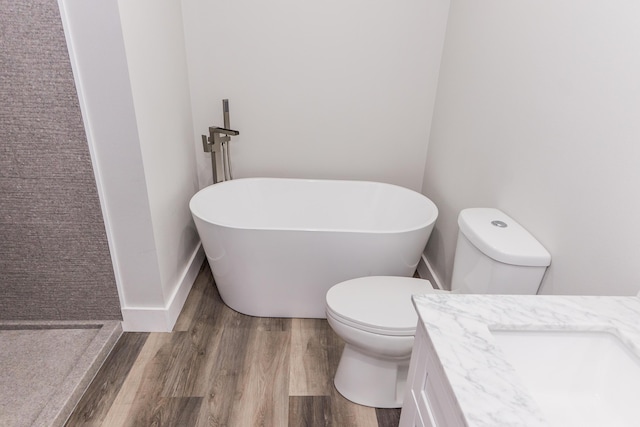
221, 99, 233, 181
223, 99, 230, 128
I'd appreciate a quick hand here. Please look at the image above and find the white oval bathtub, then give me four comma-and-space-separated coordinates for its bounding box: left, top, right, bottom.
189, 178, 438, 318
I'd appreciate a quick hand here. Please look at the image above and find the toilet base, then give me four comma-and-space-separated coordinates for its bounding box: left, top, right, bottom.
333, 344, 410, 408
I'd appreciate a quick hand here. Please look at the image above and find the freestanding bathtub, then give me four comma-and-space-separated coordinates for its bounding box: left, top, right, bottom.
189, 178, 438, 318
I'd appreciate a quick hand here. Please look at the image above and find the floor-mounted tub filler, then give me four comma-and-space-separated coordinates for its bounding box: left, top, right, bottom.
189, 177, 438, 318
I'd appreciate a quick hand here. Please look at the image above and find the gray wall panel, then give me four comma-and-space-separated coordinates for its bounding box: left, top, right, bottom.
0, 0, 122, 320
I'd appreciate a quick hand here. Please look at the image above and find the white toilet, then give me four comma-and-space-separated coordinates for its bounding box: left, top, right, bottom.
325, 208, 551, 408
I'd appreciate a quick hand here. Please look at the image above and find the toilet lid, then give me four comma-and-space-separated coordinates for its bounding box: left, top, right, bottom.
325, 276, 444, 336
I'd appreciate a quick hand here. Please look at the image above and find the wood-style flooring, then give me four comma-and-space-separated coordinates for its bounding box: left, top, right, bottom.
66, 262, 401, 426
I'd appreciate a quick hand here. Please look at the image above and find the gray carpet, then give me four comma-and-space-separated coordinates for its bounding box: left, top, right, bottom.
0, 321, 121, 427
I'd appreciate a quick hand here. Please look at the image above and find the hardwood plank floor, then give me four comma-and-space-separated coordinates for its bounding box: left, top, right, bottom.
65, 332, 149, 425
289, 318, 335, 396
67, 262, 401, 426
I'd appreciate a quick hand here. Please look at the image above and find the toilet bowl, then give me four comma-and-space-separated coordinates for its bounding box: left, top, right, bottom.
326, 208, 551, 408
325, 276, 442, 408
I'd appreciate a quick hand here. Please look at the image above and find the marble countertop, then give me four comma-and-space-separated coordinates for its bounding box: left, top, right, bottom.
411, 294, 640, 427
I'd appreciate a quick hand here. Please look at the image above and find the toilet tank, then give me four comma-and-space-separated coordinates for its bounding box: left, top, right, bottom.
451, 208, 551, 294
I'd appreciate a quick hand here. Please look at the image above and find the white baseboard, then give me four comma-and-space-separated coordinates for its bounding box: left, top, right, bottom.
121, 244, 205, 332
417, 253, 445, 290
120, 307, 173, 333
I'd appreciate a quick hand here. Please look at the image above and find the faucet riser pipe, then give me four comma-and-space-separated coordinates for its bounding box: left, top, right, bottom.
211, 150, 218, 184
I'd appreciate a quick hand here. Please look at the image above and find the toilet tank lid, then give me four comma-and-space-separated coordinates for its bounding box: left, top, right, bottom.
458, 208, 551, 267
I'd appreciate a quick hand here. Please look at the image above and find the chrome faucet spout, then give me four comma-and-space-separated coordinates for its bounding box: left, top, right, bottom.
209, 126, 239, 136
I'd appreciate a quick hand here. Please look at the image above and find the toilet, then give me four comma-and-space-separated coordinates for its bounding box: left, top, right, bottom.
325, 208, 551, 408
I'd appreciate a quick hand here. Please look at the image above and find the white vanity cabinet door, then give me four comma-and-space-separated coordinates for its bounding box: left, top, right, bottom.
399, 322, 466, 427
399, 325, 436, 427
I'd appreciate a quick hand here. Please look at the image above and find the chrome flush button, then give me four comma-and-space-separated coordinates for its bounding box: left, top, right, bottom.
491, 220, 508, 228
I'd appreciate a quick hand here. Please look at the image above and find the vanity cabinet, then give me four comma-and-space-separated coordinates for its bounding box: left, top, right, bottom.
399, 321, 466, 427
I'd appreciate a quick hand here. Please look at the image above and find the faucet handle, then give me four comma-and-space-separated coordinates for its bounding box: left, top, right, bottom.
201, 135, 212, 152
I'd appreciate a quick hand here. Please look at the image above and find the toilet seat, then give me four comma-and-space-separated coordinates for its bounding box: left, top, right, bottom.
326, 276, 437, 336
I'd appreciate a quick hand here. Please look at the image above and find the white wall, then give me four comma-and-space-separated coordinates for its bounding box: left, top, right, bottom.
58, 0, 164, 310
182, 0, 442, 191
118, 0, 202, 305
59, 0, 204, 331
422, 0, 640, 296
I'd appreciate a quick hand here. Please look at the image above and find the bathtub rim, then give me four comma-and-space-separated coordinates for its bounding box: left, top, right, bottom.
189, 177, 438, 234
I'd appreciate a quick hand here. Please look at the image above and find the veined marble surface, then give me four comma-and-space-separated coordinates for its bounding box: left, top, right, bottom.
412, 294, 640, 427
